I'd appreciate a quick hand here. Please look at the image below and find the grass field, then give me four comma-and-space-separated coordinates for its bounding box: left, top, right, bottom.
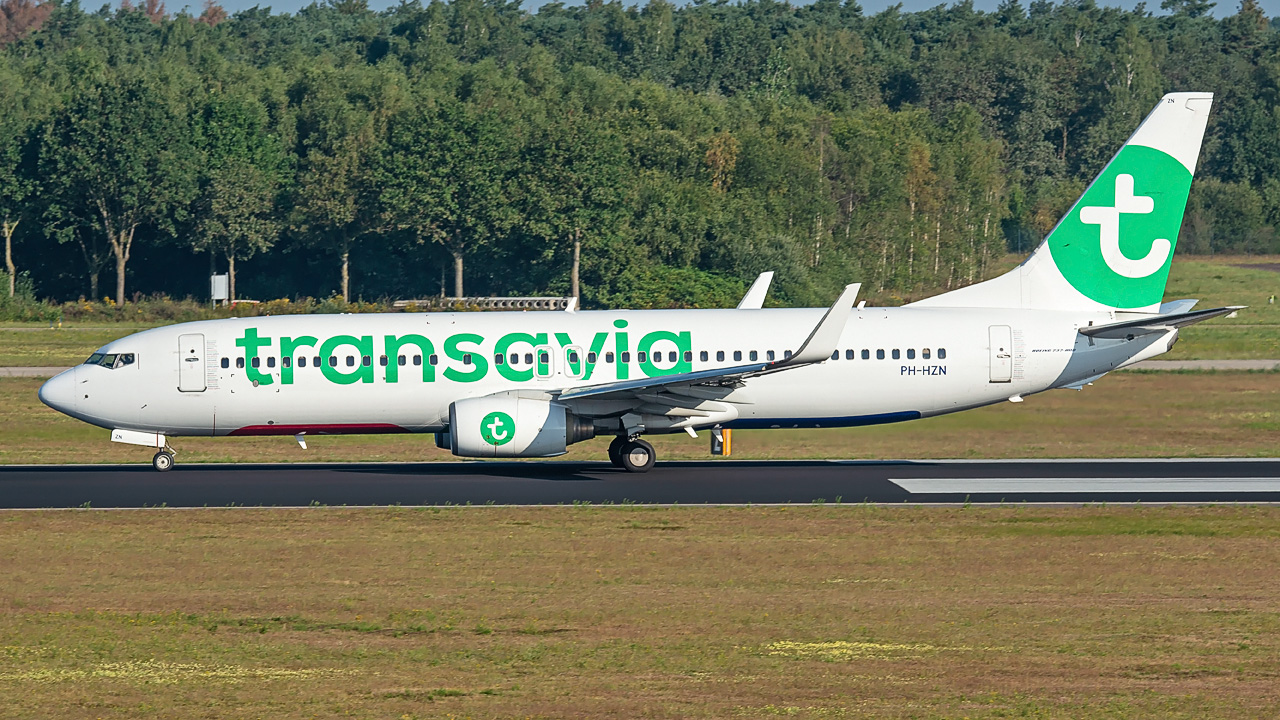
3, 371, 1278, 465
2, 256, 1277, 366
3, 505, 1280, 718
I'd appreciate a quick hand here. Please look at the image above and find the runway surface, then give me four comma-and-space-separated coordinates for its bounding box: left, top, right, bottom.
2, 459, 1280, 508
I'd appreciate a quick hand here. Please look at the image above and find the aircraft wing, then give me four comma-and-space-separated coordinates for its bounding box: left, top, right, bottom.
1079, 305, 1244, 340
556, 283, 860, 405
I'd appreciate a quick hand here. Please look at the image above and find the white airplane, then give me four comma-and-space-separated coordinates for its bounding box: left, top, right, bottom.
40, 92, 1240, 473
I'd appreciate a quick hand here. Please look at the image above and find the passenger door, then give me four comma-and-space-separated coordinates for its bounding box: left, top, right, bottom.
178, 333, 207, 392
989, 325, 1012, 383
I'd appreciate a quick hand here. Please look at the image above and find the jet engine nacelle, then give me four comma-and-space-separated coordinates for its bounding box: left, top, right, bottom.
448, 396, 595, 458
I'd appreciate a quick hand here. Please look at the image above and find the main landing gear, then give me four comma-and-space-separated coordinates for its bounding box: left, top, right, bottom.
608, 435, 656, 473
152, 449, 176, 472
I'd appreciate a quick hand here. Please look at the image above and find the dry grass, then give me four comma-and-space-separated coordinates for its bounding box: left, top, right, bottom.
2, 506, 1280, 718
3, 371, 1279, 466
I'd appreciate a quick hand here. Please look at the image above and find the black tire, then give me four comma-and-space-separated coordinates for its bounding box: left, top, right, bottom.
152, 451, 175, 472
619, 439, 656, 473
607, 436, 627, 468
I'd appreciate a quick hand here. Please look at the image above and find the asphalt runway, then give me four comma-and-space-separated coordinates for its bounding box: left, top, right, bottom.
2, 459, 1280, 508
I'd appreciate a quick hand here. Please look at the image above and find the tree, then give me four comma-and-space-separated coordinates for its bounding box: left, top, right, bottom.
193, 92, 287, 302
291, 65, 402, 302
519, 114, 628, 301
0, 71, 38, 298
40, 74, 199, 305
0, 0, 52, 46
377, 102, 517, 299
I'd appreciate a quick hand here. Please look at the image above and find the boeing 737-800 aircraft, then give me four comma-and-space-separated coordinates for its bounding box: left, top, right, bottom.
39, 92, 1239, 472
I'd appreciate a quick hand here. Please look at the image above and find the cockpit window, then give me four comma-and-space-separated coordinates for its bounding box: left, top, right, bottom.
84, 353, 136, 369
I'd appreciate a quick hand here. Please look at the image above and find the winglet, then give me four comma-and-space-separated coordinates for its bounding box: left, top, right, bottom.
736, 271, 774, 309
773, 283, 859, 367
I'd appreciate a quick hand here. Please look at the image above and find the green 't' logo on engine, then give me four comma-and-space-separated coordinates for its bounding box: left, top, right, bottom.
480, 411, 515, 446
1047, 145, 1192, 309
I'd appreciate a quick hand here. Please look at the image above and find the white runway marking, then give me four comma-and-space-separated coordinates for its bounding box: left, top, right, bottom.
892, 477, 1280, 494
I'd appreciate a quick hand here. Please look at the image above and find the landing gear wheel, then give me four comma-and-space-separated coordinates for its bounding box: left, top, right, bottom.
152, 450, 175, 472
607, 436, 627, 468
619, 439, 656, 473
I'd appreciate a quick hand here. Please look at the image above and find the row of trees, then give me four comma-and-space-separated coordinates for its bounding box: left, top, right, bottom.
0, 0, 1277, 309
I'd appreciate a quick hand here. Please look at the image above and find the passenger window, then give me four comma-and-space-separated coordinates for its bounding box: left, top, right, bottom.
733, 351, 742, 361
749, 350, 758, 361
568, 351, 579, 364
429, 355, 438, 365
830, 350, 839, 361
237, 357, 245, 368
539, 351, 549, 364
606, 352, 615, 363
495, 354, 505, 365
509, 353, 519, 365
669, 352, 678, 362
463, 354, 472, 365
282, 357, 291, 368
220, 357, 229, 369
621, 352, 630, 363
413, 355, 423, 366
587, 352, 597, 364
922, 348, 931, 359
524, 353, 533, 365
398, 355, 406, 366
716, 351, 725, 362
845, 349, 854, 360
379, 355, 388, 367
876, 349, 885, 360
313, 356, 320, 367
344, 356, 353, 367
683, 351, 692, 362
861, 349, 870, 360
328, 356, 337, 367
299, 357, 307, 368
638, 351, 648, 363
784, 350, 792, 358
938, 348, 947, 359
907, 349, 915, 360
767, 350, 776, 361
892, 349, 900, 360
251, 357, 260, 368
700, 351, 709, 362
267, 357, 276, 368
362, 356, 371, 367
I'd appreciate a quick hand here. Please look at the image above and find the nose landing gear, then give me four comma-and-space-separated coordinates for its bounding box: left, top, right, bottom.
607, 435, 656, 473
152, 449, 176, 472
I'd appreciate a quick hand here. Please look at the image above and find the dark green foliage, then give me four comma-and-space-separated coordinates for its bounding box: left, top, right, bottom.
0, 0, 1276, 310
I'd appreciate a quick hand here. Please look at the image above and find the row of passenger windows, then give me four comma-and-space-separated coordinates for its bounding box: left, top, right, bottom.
220, 346, 947, 370
831, 347, 946, 361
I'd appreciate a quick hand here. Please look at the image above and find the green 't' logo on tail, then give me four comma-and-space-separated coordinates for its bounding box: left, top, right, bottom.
1047, 145, 1192, 309
481, 411, 515, 446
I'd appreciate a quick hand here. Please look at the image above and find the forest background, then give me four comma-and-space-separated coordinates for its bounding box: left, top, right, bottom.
0, 0, 1276, 315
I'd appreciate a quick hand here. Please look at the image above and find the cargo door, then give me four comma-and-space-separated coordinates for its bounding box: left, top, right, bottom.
178, 333, 207, 392
989, 325, 1012, 383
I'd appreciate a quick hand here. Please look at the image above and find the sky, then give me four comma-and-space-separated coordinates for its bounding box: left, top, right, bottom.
153, 0, 1253, 21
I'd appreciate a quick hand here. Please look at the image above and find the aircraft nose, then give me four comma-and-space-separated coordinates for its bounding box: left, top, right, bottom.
38, 367, 78, 414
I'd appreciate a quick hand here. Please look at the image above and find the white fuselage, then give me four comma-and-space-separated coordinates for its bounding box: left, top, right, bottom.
40, 306, 1174, 438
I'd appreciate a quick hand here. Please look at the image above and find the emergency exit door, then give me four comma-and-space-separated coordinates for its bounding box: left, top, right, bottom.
178, 333, 207, 392
989, 325, 1012, 383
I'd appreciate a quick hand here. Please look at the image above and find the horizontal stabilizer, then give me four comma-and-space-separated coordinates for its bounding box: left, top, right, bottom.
1079, 305, 1243, 339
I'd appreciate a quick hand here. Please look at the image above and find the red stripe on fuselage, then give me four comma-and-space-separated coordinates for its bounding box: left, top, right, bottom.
228, 423, 410, 436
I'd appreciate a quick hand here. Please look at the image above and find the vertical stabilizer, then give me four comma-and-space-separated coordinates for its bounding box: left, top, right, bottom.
912, 92, 1212, 312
